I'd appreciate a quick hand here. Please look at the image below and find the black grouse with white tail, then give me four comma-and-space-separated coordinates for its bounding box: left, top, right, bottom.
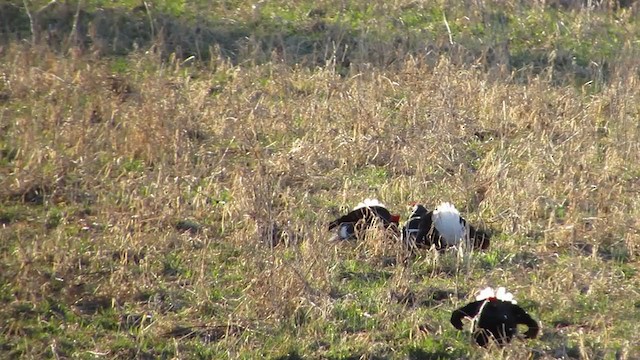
414, 202, 490, 250
328, 198, 400, 241
450, 286, 540, 347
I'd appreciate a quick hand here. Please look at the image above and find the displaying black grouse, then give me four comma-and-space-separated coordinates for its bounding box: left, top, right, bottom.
328, 198, 401, 241
450, 287, 540, 347
413, 202, 490, 250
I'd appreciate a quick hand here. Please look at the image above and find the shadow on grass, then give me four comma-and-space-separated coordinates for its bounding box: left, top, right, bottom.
0, 1, 622, 84
407, 347, 466, 360
572, 240, 636, 264
164, 324, 245, 344
535, 329, 581, 359
391, 286, 467, 308
274, 351, 305, 360
338, 269, 393, 283
0, 1, 361, 71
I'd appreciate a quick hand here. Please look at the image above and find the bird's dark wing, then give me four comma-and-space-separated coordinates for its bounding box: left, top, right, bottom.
328, 210, 364, 230
410, 205, 429, 218
513, 305, 540, 339
415, 211, 437, 247
471, 228, 491, 249
402, 205, 427, 234
461, 217, 491, 249
402, 217, 422, 235
328, 206, 392, 230
371, 206, 393, 223
450, 300, 484, 330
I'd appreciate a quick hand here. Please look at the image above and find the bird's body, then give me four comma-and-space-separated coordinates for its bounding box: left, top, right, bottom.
414, 202, 490, 250
328, 198, 400, 241
432, 202, 466, 246
401, 204, 429, 250
450, 287, 539, 347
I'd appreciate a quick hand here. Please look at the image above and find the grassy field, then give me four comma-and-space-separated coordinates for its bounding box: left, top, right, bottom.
1, 0, 640, 359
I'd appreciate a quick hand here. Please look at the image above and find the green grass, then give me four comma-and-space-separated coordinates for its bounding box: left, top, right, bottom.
2, 0, 638, 76
1, 0, 640, 359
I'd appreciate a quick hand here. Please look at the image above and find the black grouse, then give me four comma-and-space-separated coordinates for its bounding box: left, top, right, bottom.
413, 202, 490, 250
450, 286, 540, 347
328, 198, 400, 241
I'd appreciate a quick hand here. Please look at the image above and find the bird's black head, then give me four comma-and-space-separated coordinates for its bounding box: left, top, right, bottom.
408, 203, 429, 218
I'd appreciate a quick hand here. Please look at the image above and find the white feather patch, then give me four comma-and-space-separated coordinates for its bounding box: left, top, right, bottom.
338, 224, 351, 239
353, 198, 385, 210
476, 286, 517, 304
432, 202, 465, 246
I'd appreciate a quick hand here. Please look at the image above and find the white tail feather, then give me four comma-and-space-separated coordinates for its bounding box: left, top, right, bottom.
476, 287, 496, 301
353, 198, 385, 210
432, 202, 465, 245
338, 224, 351, 239
476, 286, 517, 304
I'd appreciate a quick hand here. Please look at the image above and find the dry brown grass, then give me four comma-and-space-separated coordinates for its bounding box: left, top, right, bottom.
1, 7, 640, 356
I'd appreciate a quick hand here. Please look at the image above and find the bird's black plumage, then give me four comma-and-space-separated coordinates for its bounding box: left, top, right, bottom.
451, 297, 539, 347
328, 206, 394, 231
328, 199, 400, 241
401, 204, 429, 250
